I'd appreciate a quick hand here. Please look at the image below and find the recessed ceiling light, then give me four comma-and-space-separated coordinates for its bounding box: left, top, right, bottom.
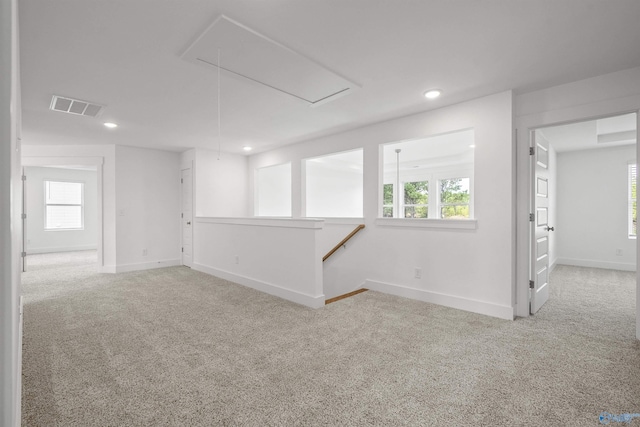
104, 122, 118, 128
424, 89, 442, 99
469, 144, 476, 148
243, 146, 253, 152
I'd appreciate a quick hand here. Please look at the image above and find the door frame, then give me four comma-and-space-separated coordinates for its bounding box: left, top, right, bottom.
21, 156, 105, 270
516, 106, 639, 338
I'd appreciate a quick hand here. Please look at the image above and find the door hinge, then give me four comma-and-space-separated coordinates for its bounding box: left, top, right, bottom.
181, 247, 184, 253
21, 175, 26, 181
529, 213, 535, 222
529, 147, 535, 155
529, 280, 535, 289
181, 213, 183, 218
21, 213, 26, 219
21, 252, 26, 258
181, 178, 183, 183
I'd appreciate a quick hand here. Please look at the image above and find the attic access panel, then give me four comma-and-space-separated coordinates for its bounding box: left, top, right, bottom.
182, 15, 357, 106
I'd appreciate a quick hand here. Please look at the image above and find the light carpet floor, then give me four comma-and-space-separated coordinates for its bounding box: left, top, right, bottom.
21, 258, 639, 426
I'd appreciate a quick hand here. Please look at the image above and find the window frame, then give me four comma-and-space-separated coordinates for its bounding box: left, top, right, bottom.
44, 180, 85, 231
379, 129, 475, 221
436, 173, 473, 220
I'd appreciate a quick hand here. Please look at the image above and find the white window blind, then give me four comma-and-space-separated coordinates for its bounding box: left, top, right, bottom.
45, 181, 84, 230
629, 163, 636, 238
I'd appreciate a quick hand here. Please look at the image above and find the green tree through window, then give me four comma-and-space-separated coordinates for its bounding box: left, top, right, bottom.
440, 178, 470, 219
404, 181, 428, 218
383, 183, 394, 217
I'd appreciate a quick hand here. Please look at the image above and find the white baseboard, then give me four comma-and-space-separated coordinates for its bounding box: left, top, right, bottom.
115, 259, 181, 273
27, 245, 97, 254
101, 265, 116, 273
192, 263, 325, 309
556, 257, 636, 272
365, 279, 515, 320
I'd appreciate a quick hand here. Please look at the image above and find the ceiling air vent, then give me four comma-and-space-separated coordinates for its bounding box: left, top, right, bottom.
50, 95, 104, 117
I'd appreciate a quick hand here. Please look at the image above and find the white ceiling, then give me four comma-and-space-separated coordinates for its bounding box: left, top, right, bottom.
538, 113, 637, 152
19, 0, 640, 155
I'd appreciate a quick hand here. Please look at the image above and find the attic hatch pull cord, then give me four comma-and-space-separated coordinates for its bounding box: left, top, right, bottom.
217, 47, 221, 161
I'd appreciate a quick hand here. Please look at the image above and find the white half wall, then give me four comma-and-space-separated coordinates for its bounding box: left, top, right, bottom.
556, 145, 636, 271
24, 166, 98, 254
193, 217, 325, 308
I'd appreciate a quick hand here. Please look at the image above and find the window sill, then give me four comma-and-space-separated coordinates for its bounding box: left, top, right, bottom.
375, 218, 477, 230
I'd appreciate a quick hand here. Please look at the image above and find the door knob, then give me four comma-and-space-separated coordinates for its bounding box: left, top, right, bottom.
187, 221, 191, 225
546, 226, 554, 231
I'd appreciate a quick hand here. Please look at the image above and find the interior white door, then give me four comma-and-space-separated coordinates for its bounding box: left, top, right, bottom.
530, 131, 553, 313
181, 168, 193, 268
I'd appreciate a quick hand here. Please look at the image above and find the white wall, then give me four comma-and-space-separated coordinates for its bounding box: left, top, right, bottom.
25, 166, 98, 254
22, 144, 182, 273
556, 145, 636, 270
515, 66, 640, 337
115, 145, 181, 272
256, 162, 291, 216
0, 0, 22, 423
248, 91, 515, 319
305, 163, 363, 218
193, 148, 249, 217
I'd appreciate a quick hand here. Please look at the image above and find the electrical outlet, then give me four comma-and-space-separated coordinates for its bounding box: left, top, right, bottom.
414, 268, 422, 279
142, 248, 148, 256
616, 249, 623, 256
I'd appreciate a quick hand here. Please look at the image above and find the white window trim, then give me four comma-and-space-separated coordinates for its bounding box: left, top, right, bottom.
434, 170, 474, 220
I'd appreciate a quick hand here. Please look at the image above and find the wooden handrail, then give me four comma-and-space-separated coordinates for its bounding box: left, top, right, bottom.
322, 224, 365, 262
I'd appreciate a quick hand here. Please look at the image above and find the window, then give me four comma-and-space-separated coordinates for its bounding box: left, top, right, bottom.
256, 163, 291, 216
304, 149, 363, 218
381, 129, 474, 219
629, 163, 636, 238
45, 180, 84, 230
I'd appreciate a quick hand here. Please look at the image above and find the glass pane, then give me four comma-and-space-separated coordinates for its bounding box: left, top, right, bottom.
383, 183, 393, 205
46, 181, 83, 204
404, 181, 428, 205
404, 206, 428, 218
46, 205, 82, 229
440, 178, 470, 204
440, 205, 469, 219
383, 206, 393, 218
